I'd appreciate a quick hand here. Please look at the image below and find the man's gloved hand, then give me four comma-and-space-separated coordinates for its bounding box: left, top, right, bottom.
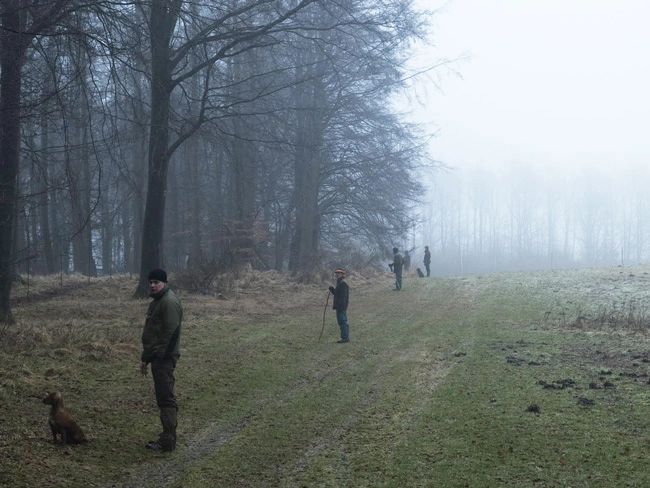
329, 286, 335, 294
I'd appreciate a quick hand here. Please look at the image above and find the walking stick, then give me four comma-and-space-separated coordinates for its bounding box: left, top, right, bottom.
319, 290, 331, 341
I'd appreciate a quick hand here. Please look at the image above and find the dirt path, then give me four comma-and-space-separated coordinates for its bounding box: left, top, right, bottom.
103, 274, 477, 488
97, 274, 471, 488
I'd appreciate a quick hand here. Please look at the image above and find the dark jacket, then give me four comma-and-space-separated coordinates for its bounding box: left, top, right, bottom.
141, 286, 183, 363
329, 278, 349, 312
424, 249, 431, 265
391, 253, 403, 273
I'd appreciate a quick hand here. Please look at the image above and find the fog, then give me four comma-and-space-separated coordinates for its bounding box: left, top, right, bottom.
2, 0, 648, 306
408, 0, 650, 274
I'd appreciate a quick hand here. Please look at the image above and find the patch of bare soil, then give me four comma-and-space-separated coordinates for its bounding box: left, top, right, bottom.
499, 333, 650, 413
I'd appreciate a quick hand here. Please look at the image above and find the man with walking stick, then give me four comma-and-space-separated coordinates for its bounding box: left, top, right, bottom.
328, 269, 350, 343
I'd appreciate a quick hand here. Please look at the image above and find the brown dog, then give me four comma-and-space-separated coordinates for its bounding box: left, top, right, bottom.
42, 392, 87, 445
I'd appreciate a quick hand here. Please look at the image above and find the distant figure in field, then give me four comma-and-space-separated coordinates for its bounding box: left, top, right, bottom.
403, 250, 411, 271
417, 268, 425, 278
328, 268, 350, 343
424, 245, 431, 277
389, 247, 404, 291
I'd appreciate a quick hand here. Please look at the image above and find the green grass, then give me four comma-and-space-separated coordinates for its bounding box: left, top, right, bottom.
3, 267, 650, 487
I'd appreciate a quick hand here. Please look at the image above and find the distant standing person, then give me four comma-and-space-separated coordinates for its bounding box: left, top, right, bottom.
403, 250, 411, 271
424, 246, 431, 277
140, 269, 183, 452
390, 247, 404, 290
329, 269, 350, 343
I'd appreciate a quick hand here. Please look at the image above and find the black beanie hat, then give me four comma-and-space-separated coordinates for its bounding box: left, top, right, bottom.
148, 268, 168, 282
393, 247, 398, 254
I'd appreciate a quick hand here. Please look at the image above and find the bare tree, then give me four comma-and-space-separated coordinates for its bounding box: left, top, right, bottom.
284, 1, 432, 271
134, 0, 320, 296
0, 0, 92, 322
0, 0, 445, 318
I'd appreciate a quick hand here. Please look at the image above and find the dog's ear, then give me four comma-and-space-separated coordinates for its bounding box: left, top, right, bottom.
42, 392, 62, 405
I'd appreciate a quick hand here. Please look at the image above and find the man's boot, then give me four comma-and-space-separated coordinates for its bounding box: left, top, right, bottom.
145, 407, 177, 452
159, 407, 177, 451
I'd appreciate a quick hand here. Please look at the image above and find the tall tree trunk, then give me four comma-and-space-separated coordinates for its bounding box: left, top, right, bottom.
50, 185, 66, 273
186, 137, 202, 269
101, 193, 113, 275
166, 152, 182, 270
38, 105, 55, 273
70, 123, 96, 276
132, 124, 147, 275
231, 118, 256, 265
209, 139, 224, 262
13, 178, 26, 275
120, 177, 133, 273
289, 63, 326, 274
0, 1, 29, 322
135, 0, 181, 297
276, 198, 294, 272
67, 36, 96, 277
224, 52, 258, 268
127, 16, 148, 276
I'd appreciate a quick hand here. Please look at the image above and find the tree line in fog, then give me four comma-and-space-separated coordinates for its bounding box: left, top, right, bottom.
419, 164, 650, 275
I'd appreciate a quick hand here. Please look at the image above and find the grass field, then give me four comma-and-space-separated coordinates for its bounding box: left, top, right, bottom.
2, 266, 650, 487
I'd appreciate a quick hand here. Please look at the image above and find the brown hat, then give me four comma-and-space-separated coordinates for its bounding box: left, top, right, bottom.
334, 269, 345, 274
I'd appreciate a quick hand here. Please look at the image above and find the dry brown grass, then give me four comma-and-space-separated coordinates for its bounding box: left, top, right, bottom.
0, 268, 375, 392
4, 269, 362, 353
4, 274, 141, 357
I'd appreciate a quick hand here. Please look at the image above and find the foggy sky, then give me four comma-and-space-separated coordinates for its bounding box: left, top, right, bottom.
411, 0, 650, 176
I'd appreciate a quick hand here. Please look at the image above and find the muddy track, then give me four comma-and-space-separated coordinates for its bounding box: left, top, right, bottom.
104, 277, 469, 488
107, 355, 461, 488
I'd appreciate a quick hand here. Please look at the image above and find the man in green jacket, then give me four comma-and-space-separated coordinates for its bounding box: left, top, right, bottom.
140, 268, 182, 452
390, 247, 404, 290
